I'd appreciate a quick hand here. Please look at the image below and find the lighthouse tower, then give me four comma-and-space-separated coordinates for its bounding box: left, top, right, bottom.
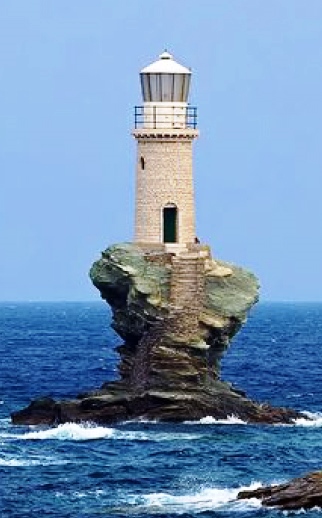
133, 51, 199, 250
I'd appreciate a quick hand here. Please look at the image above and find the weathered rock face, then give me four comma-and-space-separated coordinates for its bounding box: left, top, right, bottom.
11, 242, 305, 426
238, 472, 322, 510
90, 243, 259, 381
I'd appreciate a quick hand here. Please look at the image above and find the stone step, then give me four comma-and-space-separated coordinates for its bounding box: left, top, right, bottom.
172, 276, 201, 279
172, 260, 202, 266
173, 278, 201, 283
172, 277, 202, 282
176, 264, 202, 269
171, 291, 202, 296
172, 271, 201, 275
169, 254, 205, 342
172, 273, 201, 278
172, 276, 199, 279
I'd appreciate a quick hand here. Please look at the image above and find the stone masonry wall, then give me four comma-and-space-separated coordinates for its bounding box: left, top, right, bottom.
134, 136, 196, 244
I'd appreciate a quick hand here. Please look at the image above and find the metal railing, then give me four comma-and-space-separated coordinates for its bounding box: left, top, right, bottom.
134, 105, 197, 129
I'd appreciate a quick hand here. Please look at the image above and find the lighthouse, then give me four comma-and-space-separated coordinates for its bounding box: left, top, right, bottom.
133, 51, 199, 250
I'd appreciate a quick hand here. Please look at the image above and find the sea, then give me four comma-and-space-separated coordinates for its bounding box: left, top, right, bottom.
1, 301, 322, 517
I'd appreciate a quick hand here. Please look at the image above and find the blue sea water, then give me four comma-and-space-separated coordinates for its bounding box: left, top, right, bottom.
1, 301, 322, 517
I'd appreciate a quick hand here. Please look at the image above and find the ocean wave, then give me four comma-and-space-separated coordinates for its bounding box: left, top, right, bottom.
17, 422, 201, 442
282, 507, 322, 515
20, 422, 115, 441
56, 489, 107, 499
184, 415, 248, 425
123, 418, 160, 425
271, 411, 322, 428
292, 411, 322, 427
127, 482, 263, 514
186, 411, 322, 427
0, 456, 69, 467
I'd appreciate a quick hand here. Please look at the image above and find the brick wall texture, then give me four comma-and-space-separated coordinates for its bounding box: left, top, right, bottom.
134, 136, 196, 244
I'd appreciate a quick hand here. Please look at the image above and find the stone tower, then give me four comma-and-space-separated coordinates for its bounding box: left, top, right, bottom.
133, 51, 199, 250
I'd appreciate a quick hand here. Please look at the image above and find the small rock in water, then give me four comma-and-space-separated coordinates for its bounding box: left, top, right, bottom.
238, 471, 322, 510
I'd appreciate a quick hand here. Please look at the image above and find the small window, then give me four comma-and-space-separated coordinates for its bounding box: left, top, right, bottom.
140, 156, 145, 170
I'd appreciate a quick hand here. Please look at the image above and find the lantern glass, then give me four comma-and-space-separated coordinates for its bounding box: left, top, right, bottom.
140, 73, 191, 102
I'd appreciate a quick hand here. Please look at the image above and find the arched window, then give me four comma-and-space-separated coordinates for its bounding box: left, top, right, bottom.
140, 156, 145, 170
163, 203, 178, 243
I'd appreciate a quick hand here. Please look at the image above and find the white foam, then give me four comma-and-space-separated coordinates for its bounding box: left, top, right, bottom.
55, 489, 106, 499
122, 431, 201, 441
17, 422, 201, 442
21, 422, 114, 441
185, 415, 247, 425
0, 456, 69, 467
282, 507, 322, 515
187, 411, 322, 427
129, 482, 263, 513
292, 411, 322, 427
123, 418, 160, 425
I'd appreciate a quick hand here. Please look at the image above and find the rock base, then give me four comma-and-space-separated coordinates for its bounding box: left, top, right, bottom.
238, 472, 322, 510
11, 243, 306, 426
11, 381, 302, 426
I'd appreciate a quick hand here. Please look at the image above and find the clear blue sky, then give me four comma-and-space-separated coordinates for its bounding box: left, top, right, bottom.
1, 1, 322, 301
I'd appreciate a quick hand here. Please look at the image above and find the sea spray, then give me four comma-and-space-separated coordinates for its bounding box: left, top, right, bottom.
17, 422, 202, 442
184, 415, 248, 425
127, 483, 264, 514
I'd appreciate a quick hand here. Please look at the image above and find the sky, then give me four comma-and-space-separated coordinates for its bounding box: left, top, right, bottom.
1, 1, 322, 301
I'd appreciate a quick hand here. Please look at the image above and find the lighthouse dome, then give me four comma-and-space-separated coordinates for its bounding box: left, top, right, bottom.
140, 51, 191, 103
141, 51, 191, 74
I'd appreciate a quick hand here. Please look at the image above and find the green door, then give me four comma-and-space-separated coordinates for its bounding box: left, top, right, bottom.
163, 206, 177, 243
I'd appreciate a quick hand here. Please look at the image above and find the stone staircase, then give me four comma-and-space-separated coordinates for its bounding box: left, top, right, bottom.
130, 251, 206, 394
129, 321, 163, 394
168, 252, 205, 339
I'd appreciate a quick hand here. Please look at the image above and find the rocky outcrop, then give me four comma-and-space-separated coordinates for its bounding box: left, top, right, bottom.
238, 472, 322, 510
11, 243, 306, 426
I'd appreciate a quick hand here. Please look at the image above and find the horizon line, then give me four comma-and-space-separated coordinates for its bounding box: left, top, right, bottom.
1, 299, 322, 304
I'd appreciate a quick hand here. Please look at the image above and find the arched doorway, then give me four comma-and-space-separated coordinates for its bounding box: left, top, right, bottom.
163, 204, 178, 243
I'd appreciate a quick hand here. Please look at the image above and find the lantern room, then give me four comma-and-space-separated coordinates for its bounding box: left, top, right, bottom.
140, 51, 191, 103
135, 51, 197, 130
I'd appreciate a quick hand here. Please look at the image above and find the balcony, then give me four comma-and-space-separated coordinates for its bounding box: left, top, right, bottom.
134, 105, 197, 130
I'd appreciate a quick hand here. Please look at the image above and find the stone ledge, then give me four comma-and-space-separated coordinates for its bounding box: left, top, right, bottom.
132, 128, 199, 140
